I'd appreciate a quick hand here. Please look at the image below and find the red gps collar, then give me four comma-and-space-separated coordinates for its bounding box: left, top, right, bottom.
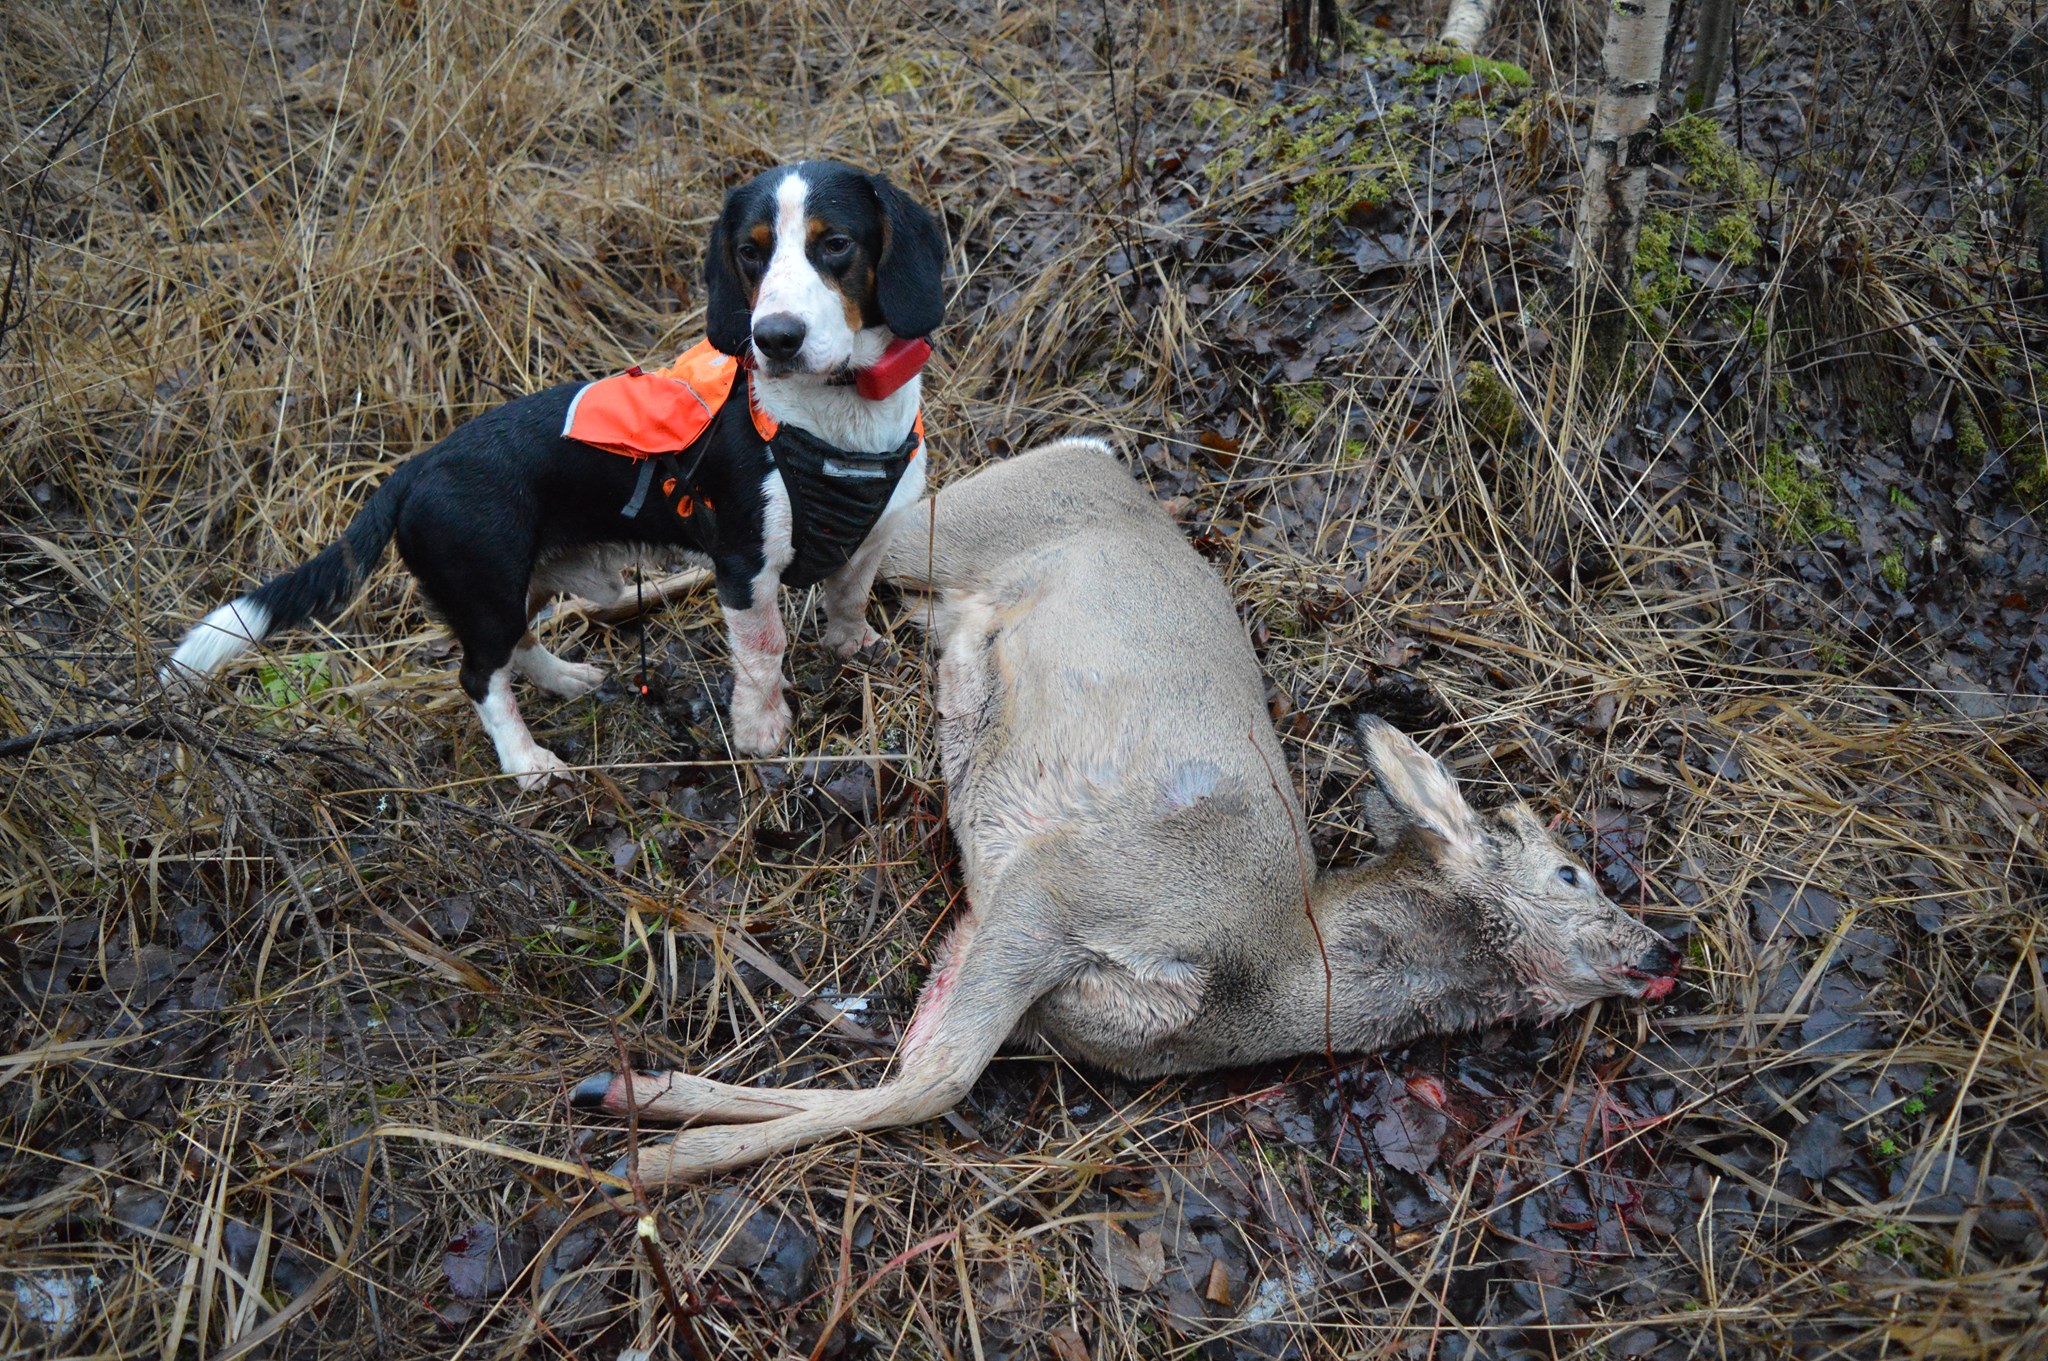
736, 336, 933, 403
853, 336, 933, 401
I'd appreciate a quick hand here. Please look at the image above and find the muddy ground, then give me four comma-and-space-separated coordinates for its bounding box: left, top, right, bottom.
2, 1, 2045, 1358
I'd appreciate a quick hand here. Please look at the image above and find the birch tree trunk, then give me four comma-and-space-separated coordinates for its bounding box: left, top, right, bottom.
1685, 0, 1736, 112
1574, 0, 1674, 292
1441, 0, 1498, 51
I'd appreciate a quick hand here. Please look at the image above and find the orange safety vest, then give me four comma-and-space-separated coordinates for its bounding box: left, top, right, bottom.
561, 340, 926, 584
561, 339, 781, 457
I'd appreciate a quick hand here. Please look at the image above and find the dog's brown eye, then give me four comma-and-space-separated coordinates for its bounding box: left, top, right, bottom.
735, 242, 762, 266
821, 235, 853, 258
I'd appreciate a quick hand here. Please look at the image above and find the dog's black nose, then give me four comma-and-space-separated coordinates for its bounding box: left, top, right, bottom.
752, 313, 807, 363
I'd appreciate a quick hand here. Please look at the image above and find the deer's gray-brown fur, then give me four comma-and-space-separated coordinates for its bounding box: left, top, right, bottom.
574, 439, 1679, 1181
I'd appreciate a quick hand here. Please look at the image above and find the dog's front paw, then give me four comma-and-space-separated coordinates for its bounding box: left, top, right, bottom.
508, 745, 573, 792
729, 688, 792, 754
826, 621, 883, 659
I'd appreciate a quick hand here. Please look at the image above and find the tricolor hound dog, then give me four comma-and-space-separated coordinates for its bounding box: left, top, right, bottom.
162, 161, 946, 789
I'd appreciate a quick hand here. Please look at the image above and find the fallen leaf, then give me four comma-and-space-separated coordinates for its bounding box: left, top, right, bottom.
443, 1224, 520, 1300
1095, 1221, 1166, 1292
1374, 1095, 1448, 1174
1787, 1114, 1855, 1181
1047, 1324, 1092, 1361
1751, 878, 1843, 942
1404, 1074, 1449, 1111
1203, 1256, 1232, 1306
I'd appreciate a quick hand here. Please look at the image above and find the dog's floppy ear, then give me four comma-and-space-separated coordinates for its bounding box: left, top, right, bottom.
702, 189, 753, 357
868, 173, 946, 340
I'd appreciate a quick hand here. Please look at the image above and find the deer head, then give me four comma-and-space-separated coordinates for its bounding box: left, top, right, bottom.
1319, 717, 1681, 1042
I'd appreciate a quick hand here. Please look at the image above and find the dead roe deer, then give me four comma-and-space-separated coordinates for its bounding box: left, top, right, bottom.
573, 439, 1680, 1181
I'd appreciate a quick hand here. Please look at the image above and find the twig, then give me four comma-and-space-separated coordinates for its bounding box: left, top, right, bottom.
0, 716, 160, 759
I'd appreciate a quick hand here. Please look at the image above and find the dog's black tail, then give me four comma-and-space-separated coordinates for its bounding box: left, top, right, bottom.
160, 460, 422, 684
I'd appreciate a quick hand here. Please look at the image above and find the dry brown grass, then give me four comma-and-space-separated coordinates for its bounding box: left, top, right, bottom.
4, 1, 2046, 1358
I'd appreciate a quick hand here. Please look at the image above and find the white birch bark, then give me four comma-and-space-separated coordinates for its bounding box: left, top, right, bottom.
1573, 0, 1674, 284
1440, 0, 1498, 50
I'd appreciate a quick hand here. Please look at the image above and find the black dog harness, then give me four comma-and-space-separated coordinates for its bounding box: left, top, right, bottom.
770, 421, 921, 588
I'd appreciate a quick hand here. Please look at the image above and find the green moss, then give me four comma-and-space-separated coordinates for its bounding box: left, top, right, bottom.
1191, 94, 1245, 134
1454, 54, 1531, 87
1634, 210, 1687, 312
1341, 438, 1370, 463
1203, 146, 1247, 186
258, 652, 333, 708
1277, 380, 1327, 431
2012, 440, 2048, 507
1405, 52, 1532, 90
1759, 442, 1854, 542
1292, 166, 1389, 221
1727, 300, 1773, 348
1459, 362, 1522, 448
1954, 410, 1987, 465
1661, 113, 1769, 199
1291, 166, 1344, 214
1878, 549, 1907, 592
1692, 211, 1761, 265
875, 59, 926, 95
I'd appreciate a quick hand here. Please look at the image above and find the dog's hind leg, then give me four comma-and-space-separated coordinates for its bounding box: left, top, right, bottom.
453, 596, 572, 791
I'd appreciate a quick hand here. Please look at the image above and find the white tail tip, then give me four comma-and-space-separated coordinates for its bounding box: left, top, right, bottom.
160, 599, 271, 686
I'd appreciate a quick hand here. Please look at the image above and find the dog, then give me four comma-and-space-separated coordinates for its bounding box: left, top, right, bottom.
161, 160, 946, 789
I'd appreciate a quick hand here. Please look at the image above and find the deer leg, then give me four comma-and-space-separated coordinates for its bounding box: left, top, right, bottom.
588, 909, 1050, 1183
570, 1068, 837, 1124
511, 634, 607, 697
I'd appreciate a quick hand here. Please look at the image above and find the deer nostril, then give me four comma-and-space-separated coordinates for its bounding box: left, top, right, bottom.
752, 313, 807, 362
1639, 940, 1681, 979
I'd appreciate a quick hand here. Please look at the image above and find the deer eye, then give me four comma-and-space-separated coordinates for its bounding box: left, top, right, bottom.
1556, 865, 1582, 888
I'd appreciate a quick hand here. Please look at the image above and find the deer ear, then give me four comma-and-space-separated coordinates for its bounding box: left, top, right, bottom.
702, 189, 753, 357
1356, 716, 1484, 864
